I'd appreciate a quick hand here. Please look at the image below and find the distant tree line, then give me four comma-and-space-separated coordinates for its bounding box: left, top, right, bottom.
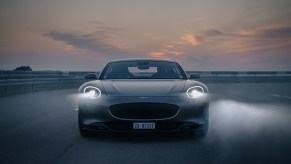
14, 66, 32, 71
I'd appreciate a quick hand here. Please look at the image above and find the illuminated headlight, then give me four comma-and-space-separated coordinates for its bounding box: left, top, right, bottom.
186, 86, 204, 99
83, 86, 101, 99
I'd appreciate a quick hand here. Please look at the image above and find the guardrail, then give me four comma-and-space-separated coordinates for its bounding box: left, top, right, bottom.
1, 71, 291, 79
0, 70, 97, 79
0, 71, 99, 96
0, 71, 291, 97
185, 71, 291, 83
0, 78, 89, 96
185, 71, 291, 77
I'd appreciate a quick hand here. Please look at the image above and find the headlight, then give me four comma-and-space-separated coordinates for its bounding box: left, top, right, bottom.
186, 86, 204, 99
83, 86, 101, 99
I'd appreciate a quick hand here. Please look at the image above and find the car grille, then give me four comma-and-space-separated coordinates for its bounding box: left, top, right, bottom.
109, 103, 179, 120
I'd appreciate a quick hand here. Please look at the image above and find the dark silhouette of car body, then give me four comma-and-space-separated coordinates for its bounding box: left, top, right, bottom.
78, 59, 209, 136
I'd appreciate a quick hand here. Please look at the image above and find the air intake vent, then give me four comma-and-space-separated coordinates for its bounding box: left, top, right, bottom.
109, 103, 179, 119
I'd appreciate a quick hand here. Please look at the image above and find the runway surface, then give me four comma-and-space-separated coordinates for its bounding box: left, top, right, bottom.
1, 83, 291, 164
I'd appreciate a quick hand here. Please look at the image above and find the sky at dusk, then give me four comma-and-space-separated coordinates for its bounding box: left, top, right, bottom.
0, 0, 291, 71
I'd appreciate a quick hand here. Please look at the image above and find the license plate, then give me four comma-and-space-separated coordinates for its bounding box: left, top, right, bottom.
133, 123, 155, 129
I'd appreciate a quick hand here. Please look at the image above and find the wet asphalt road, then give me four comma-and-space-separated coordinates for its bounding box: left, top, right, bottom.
1, 83, 291, 164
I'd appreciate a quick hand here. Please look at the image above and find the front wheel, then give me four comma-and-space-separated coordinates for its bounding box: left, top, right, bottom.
79, 125, 91, 137
194, 129, 208, 137
194, 123, 209, 137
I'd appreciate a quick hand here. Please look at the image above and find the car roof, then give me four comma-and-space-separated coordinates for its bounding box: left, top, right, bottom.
108, 58, 177, 63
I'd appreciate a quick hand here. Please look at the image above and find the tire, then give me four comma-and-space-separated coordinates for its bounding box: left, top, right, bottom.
79, 126, 91, 137
78, 110, 91, 137
195, 122, 209, 137
195, 129, 208, 137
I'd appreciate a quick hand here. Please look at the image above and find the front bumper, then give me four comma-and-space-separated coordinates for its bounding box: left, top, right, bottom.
78, 95, 209, 133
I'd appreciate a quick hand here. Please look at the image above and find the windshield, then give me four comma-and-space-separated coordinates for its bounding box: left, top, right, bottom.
99, 61, 187, 79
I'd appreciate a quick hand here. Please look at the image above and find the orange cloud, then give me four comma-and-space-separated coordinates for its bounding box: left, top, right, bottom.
149, 51, 166, 58
164, 45, 174, 48
149, 50, 184, 59
142, 33, 164, 40
64, 45, 79, 54
219, 24, 291, 53
168, 51, 183, 56
64, 45, 74, 51
181, 34, 201, 46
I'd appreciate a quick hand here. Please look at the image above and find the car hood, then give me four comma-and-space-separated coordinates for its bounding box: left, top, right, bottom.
101, 80, 185, 96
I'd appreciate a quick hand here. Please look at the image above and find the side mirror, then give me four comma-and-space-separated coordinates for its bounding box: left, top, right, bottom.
189, 73, 200, 79
84, 73, 98, 80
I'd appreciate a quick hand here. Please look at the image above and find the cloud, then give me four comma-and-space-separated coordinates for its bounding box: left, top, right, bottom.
181, 34, 201, 46
149, 51, 183, 58
228, 26, 291, 53
201, 29, 224, 37
149, 50, 184, 60
44, 22, 136, 58
46, 23, 178, 60
45, 31, 110, 52
163, 45, 174, 48
189, 25, 291, 53
149, 51, 165, 58
257, 27, 291, 39
179, 30, 230, 46
142, 33, 164, 40
148, 42, 184, 59
44, 21, 290, 70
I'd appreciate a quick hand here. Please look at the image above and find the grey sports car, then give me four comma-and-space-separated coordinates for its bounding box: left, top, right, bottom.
78, 59, 209, 137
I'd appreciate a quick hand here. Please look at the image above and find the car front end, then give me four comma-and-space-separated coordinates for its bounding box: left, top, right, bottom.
78, 59, 209, 137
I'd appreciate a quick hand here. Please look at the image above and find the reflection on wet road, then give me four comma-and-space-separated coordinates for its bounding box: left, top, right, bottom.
0, 83, 291, 164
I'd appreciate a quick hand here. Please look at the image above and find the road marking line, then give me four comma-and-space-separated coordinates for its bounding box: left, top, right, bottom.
268, 94, 291, 99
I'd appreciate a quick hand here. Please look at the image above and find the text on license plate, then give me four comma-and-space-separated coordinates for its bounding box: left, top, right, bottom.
133, 123, 155, 129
